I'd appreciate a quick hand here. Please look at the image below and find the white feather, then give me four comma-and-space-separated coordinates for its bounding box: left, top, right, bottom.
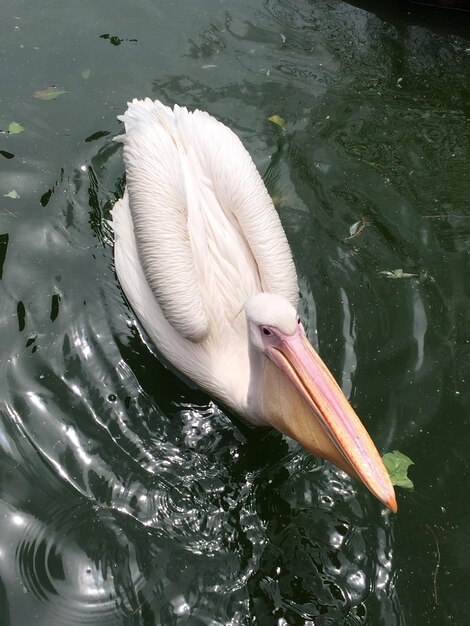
112, 99, 298, 415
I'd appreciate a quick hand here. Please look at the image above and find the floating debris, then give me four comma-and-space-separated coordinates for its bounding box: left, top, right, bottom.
379, 268, 418, 279
268, 114, 285, 127
0, 233, 8, 280
345, 217, 368, 240
4, 190, 20, 199
8, 122, 24, 134
100, 33, 137, 46
382, 450, 414, 490
33, 86, 67, 100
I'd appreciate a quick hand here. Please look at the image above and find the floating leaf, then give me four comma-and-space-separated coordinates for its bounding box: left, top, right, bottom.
33, 86, 67, 100
40, 188, 53, 207
346, 217, 368, 240
17, 301, 26, 332
379, 268, 418, 279
0, 150, 14, 160
25, 335, 37, 348
418, 269, 435, 284
81, 69, 91, 80
50, 293, 61, 322
4, 190, 20, 199
100, 33, 124, 46
350, 221, 361, 236
271, 194, 284, 207
0, 234, 9, 280
85, 130, 110, 143
268, 114, 285, 127
271, 193, 294, 207
8, 122, 24, 134
382, 450, 414, 489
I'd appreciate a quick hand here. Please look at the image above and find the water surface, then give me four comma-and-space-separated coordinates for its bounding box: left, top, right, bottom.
1, 1, 470, 624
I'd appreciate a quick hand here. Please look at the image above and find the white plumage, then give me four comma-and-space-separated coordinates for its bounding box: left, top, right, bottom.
112, 99, 397, 511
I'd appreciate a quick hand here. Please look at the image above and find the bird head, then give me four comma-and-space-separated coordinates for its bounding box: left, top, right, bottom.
245, 293, 397, 512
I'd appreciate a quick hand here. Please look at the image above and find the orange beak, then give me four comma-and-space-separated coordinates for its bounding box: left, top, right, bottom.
265, 326, 397, 512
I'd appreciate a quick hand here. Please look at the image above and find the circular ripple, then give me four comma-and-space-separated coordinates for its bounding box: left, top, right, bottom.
12, 500, 147, 625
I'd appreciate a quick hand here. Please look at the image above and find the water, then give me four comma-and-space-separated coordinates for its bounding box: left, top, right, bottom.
1, 1, 470, 624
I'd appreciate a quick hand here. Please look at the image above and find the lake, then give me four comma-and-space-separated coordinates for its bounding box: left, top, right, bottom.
1, 0, 470, 624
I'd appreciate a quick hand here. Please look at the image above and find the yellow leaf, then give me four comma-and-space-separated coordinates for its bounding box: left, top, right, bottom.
268, 114, 285, 127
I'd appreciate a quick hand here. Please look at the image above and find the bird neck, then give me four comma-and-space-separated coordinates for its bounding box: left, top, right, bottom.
244, 339, 270, 425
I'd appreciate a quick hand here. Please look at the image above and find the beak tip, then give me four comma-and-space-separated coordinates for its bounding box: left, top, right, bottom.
382, 490, 397, 513
369, 477, 397, 513
389, 496, 398, 514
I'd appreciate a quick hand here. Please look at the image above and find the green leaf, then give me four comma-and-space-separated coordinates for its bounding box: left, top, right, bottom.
4, 190, 20, 199
268, 114, 285, 127
379, 268, 419, 279
8, 122, 24, 134
33, 86, 67, 100
382, 450, 414, 490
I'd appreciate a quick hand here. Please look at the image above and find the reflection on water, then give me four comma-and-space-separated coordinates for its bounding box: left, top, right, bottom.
1, 0, 469, 624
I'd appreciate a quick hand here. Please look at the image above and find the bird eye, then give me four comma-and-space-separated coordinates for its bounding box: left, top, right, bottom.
262, 327, 272, 336
297, 317, 301, 324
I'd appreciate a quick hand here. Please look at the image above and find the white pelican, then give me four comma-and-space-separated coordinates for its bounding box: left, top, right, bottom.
111, 99, 397, 512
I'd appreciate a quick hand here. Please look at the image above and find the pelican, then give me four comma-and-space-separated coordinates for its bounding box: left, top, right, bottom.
111, 99, 397, 512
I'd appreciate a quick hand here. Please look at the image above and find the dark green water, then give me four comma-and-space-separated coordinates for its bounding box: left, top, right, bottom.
1, 1, 470, 624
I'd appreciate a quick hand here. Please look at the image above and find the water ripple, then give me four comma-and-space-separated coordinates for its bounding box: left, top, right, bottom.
4, 0, 468, 622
